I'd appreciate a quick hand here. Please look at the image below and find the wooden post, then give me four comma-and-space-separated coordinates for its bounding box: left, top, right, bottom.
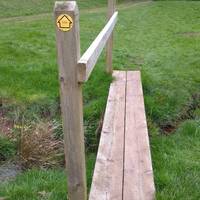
106, 0, 116, 74
54, 1, 87, 200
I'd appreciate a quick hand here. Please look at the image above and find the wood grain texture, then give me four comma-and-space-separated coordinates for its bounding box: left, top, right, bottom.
106, 0, 116, 74
89, 71, 126, 200
89, 70, 155, 200
54, 2, 87, 200
77, 12, 118, 83
123, 71, 155, 200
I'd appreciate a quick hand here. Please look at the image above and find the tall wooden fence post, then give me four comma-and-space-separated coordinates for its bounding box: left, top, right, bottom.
106, 0, 116, 74
54, 1, 87, 200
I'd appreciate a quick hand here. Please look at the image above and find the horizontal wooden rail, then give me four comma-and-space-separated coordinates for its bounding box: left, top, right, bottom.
77, 11, 118, 83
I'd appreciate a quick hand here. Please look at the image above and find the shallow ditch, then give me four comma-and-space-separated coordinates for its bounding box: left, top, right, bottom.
160, 93, 200, 134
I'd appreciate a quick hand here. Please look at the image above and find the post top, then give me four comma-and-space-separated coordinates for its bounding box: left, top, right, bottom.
54, 1, 77, 12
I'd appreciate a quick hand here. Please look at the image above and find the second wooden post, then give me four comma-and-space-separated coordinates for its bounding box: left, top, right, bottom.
106, 0, 116, 74
54, 1, 87, 200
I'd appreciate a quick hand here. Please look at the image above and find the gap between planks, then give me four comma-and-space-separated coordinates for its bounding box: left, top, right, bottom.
89, 70, 155, 200
123, 71, 155, 200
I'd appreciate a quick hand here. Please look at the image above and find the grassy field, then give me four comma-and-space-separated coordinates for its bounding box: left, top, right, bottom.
0, 0, 107, 18
0, 0, 200, 199
0, 0, 128, 18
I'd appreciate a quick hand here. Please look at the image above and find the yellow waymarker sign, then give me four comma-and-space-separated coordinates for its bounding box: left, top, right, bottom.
57, 14, 73, 31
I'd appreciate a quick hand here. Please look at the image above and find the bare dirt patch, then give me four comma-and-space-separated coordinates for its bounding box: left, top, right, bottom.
0, 161, 21, 183
178, 32, 200, 37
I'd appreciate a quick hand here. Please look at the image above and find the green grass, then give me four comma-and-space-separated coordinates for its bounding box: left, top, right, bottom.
115, 1, 200, 127
0, 154, 96, 200
0, 0, 200, 199
0, 0, 128, 18
0, 0, 107, 18
0, 8, 112, 150
0, 136, 16, 162
152, 120, 200, 199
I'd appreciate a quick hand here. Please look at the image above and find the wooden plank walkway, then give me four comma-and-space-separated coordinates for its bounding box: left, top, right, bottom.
89, 70, 155, 200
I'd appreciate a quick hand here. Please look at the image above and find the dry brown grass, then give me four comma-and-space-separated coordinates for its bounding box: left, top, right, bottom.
19, 121, 64, 168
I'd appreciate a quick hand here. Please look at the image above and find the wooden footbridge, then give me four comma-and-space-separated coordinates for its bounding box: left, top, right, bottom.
54, 1, 155, 199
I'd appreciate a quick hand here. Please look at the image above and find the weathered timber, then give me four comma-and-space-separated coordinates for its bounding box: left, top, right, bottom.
77, 12, 118, 83
54, 1, 87, 200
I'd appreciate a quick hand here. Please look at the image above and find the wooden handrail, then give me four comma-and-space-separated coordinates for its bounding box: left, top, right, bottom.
77, 12, 118, 83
